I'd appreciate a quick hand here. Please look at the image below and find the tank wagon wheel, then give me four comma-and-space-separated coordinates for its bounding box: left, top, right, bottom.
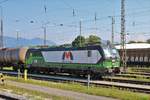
93, 73, 103, 80
12, 66, 17, 71
115, 67, 121, 73
26, 64, 35, 74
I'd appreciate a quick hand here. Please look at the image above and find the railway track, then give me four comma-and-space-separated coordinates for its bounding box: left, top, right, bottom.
0, 70, 150, 94
102, 76, 150, 85
125, 72, 150, 76
115, 74, 150, 79
0, 91, 26, 100
129, 68, 150, 73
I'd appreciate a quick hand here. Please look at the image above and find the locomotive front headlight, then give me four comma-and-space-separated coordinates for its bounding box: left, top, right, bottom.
112, 59, 115, 62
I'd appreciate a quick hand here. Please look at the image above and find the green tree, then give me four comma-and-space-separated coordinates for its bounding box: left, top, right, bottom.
72, 35, 86, 47
136, 41, 144, 43
86, 35, 101, 45
59, 44, 72, 47
128, 40, 136, 44
146, 39, 150, 44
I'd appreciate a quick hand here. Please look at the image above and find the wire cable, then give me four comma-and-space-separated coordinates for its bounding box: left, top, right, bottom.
0, 0, 9, 4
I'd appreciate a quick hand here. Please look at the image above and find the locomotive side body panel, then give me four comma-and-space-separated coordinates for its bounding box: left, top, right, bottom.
41, 50, 102, 64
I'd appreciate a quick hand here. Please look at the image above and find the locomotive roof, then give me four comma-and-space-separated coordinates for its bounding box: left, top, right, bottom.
29, 45, 104, 51
115, 43, 150, 49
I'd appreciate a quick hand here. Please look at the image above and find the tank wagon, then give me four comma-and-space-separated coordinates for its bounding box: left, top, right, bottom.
0, 48, 28, 69
0, 45, 120, 77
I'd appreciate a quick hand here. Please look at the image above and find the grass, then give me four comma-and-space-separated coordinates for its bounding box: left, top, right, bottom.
5, 75, 150, 100
0, 83, 72, 100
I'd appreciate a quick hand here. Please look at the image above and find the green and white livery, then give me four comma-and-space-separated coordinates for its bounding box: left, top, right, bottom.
25, 44, 120, 76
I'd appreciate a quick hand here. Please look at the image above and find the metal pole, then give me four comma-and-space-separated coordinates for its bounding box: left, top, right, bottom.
17, 68, 20, 79
44, 27, 46, 46
17, 31, 19, 47
79, 20, 82, 47
109, 16, 115, 44
111, 17, 115, 44
17, 31, 19, 41
0, 6, 3, 48
43, 0, 47, 46
121, 0, 126, 72
87, 74, 90, 89
94, 12, 97, 34
24, 69, 27, 81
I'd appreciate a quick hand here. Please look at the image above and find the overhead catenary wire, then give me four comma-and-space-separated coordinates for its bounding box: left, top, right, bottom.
0, 0, 9, 4
6, 0, 150, 43
12, 0, 150, 31
59, 0, 77, 17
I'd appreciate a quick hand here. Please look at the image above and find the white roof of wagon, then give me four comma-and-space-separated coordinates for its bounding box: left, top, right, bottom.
115, 43, 150, 49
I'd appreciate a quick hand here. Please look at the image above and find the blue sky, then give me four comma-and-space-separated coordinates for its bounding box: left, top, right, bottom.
1, 0, 150, 44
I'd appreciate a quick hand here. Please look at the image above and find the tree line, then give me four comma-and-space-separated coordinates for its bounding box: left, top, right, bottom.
59, 35, 150, 48
60, 35, 101, 47
128, 39, 150, 44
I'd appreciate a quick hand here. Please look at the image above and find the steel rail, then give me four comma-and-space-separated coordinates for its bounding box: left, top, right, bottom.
0, 91, 26, 100
102, 76, 150, 85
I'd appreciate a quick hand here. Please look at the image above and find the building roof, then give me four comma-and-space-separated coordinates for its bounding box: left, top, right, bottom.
115, 43, 150, 49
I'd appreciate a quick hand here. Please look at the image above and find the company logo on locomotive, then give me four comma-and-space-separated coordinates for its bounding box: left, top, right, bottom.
62, 51, 73, 60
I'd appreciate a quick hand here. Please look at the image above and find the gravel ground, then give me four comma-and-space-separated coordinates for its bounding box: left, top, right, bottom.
6, 80, 118, 100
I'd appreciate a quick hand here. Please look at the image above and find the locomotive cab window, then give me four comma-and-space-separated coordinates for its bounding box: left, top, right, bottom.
87, 50, 92, 57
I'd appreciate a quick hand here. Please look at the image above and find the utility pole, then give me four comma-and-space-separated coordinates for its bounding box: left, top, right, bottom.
94, 12, 97, 34
43, 0, 47, 46
109, 16, 115, 44
16, 31, 19, 47
121, 0, 126, 72
79, 20, 82, 47
0, 6, 3, 48
111, 16, 115, 44
17, 31, 19, 41
44, 26, 46, 46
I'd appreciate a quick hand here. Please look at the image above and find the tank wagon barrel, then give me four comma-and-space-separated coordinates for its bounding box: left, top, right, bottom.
0, 47, 28, 64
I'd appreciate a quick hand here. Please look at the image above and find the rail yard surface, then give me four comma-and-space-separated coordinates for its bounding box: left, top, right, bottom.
4, 80, 117, 100
0, 70, 150, 100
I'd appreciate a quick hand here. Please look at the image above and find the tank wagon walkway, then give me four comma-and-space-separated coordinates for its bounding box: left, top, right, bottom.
6, 80, 117, 100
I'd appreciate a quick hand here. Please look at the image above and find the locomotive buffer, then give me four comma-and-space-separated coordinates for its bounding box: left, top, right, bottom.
0, 73, 4, 85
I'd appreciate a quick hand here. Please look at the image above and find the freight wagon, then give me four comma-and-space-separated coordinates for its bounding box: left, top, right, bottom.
115, 43, 150, 67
